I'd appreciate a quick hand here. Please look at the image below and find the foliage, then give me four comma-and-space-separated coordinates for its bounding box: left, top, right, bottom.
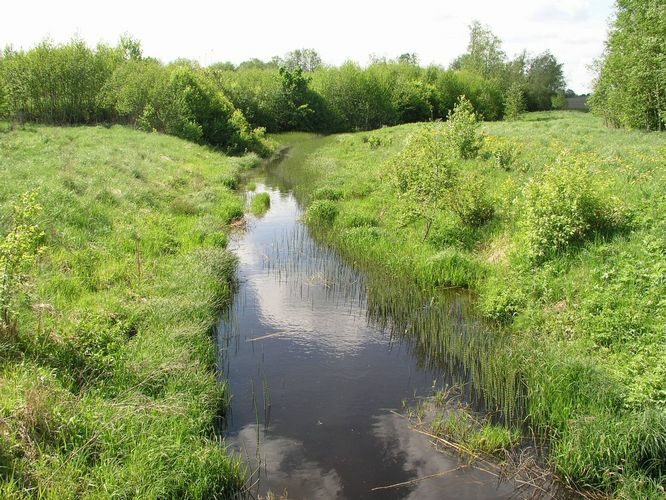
521, 153, 629, 262
278, 48, 322, 72
0, 39, 271, 156
445, 95, 482, 159
450, 172, 495, 227
524, 51, 565, 111
0, 191, 43, 336
590, 0, 666, 130
304, 199, 338, 226
482, 135, 521, 170
451, 21, 506, 79
388, 125, 456, 238
0, 39, 122, 123
503, 82, 526, 120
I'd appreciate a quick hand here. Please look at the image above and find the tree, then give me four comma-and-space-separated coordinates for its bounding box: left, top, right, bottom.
451, 21, 506, 79
398, 53, 419, 65
280, 49, 322, 72
504, 82, 526, 120
388, 125, 457, 239
524, 51, 565, 111
590, 0, 666, 130
277, 66, 314, 129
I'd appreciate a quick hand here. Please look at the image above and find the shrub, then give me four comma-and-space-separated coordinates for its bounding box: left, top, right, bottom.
387, 125, 457, 239
311, 187, 343, 201
522, 154, 630, 262
503, 82, 526, 121
445, 95, 482, 159
482, 136, 520, 171
362, 133, 392, 149
450, 172, 495, 227
304, 200, 338, 226
0, 191, 44, 336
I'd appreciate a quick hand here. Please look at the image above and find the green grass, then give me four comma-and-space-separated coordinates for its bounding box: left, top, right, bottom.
249, 191, 270, 215
276, 111, 666, 497
431, 411, 520, 458
0, 123, 251, 496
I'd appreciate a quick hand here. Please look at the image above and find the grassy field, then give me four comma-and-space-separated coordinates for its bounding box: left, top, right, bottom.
0, 123, 254, 496
281, 111, 666, 497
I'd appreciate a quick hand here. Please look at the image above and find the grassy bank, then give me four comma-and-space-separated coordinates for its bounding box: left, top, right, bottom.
278, 111, 666, 497
0, 123, 252, 496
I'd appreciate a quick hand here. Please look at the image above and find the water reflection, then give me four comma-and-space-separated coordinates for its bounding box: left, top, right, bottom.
218, 171, 524, 498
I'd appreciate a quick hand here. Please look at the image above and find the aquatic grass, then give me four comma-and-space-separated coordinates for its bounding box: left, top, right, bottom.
250, 192, 271, 215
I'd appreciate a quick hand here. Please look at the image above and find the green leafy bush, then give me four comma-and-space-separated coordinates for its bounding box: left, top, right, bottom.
0, 191, 43, 336
450, 172, 495, 227
503, 82, 526, 121
387, 125, 457, 238
362, 133, 393, 149
482, 136, 520, 170
522, 154, 630, 262
445, 95, 482, 160
304, 200, 338, 226
311, 187, 343, 201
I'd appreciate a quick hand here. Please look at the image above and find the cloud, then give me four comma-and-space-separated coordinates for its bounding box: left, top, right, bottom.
228, 424, 344, 499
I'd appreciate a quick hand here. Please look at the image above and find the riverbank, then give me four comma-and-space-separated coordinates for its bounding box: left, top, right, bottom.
275, 111, 666, 497
0, 124, 250, 496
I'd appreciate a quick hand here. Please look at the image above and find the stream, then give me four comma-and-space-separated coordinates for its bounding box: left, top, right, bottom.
217, 142, 525, 499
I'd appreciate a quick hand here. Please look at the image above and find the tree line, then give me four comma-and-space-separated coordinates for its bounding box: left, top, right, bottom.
590, 0, 666, 131
0, 23, 567, 150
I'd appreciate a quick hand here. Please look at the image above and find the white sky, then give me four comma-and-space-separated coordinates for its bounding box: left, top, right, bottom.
1, 0, 615, 93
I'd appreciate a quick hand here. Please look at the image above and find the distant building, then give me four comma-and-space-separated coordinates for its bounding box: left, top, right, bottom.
566, 96, 589, 111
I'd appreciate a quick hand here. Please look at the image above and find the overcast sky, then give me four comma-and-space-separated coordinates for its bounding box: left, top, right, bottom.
1, 0, 615, 93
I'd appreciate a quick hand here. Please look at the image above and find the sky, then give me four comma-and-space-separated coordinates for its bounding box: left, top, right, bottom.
0, 0, 615, 93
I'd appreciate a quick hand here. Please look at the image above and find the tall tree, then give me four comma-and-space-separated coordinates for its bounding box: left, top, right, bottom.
280, 49, 322, 72
525, 51, 565, 111
451, 21, 506, 79
590, 0, 666, 130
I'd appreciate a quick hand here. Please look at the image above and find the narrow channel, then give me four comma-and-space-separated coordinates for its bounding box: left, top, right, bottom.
217, 143, 520, 499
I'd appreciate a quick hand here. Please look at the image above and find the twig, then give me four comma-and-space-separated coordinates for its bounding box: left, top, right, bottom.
370, 466, 466, 491
246, 332, 284, 342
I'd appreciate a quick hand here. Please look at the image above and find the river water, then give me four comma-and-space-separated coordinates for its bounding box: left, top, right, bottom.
217, 144, 524, 499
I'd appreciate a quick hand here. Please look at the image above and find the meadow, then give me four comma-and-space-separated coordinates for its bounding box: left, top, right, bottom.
0, 123, 254, 496
285, 110, 666, 497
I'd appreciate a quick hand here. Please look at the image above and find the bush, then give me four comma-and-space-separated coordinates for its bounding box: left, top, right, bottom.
0, 191, 44, 336
387, 125, 457, 238
482, 136, 520, 170
445, 95, 481, 159
503, 82, 526, 121
522, 154, 630, 262
450, 173, 495, 227
362, 133, 392, 149
311, 187, 343, 201
304, 199, 338, 226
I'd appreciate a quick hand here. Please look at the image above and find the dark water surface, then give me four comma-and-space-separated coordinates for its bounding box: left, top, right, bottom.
217, 146, 523, 499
